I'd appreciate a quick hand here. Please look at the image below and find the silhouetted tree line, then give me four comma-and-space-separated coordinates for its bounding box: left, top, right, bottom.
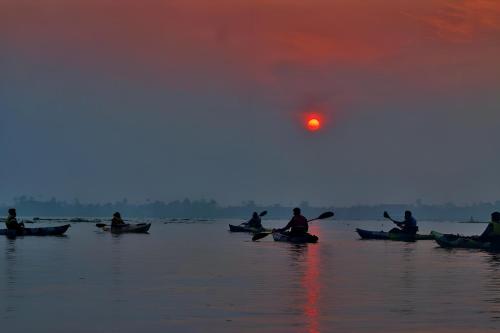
1, 196, 500, 221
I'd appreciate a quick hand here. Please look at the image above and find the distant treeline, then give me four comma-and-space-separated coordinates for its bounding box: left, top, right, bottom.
1, 196, 500, 221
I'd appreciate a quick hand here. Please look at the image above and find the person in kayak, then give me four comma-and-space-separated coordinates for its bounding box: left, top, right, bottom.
389, 210, 418, 235
479, 212, 500, 242
5, 208, 24, 231
243, 212, 262, 229
111, 212, 126, 227
276, 207, 308, 236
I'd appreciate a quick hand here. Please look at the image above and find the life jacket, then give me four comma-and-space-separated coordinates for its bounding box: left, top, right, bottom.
111, 217, 125, 226
400, 216, 418, 234
289, 215, 308, 233
405, 217, 417, 227
247, 217, 262, 228
489, 221, 500, 237
5, 216, 19, 229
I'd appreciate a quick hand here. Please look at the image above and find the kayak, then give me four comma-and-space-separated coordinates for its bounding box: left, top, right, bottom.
229, 224, 270, 233
356, 228, 434, 241
0, 224, 70, 236
432, 231, 500, 251
101, 223, 151, 234
272, 231, 319, 244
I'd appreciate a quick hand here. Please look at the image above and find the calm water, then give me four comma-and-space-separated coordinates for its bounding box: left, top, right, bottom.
1, 219, 500, 333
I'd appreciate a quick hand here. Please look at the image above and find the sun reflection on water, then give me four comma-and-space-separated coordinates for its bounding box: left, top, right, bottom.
304, 243, 320, 333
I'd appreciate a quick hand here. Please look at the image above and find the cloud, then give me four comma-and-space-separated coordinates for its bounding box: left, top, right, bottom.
2, 0, 498, 120
417, 0, 500, 42
0, 1, 397, 80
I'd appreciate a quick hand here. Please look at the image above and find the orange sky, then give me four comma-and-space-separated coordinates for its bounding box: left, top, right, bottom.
2, 0, 499, 91
2, 0, 498, 123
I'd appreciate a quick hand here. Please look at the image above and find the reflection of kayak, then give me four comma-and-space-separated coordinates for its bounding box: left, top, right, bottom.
0, 224, 70, 236
356, 228, 434, 241
272, 231, 318, 244
432, 231, 500, 251
229, 224, 269, 233
102, 223, 151, 234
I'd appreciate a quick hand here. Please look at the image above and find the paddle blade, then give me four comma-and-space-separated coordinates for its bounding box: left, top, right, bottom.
95, 223, 106, 228
383, 211, 390, 219
316, 211, 334, 220
259, 210, 268, 217
252, 232, 272, 241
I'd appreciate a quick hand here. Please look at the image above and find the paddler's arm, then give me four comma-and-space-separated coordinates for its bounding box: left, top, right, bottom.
480, 223, 493, 238
112, 218, 127, 226
390, 217, 404, 227
9, 217, 23, 229
278, 218, 295, 232
242, 218, 253, 226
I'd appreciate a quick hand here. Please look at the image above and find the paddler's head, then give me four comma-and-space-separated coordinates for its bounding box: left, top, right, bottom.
404, 210, 412, 219
293, 207, 301, 216
8, 208, 16, 217
252, 212, 258, 218
113, 212, 121, 218
492, 212, 500, 222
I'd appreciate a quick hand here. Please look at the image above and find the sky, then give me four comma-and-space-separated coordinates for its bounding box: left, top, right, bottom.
1, 0, 499, 206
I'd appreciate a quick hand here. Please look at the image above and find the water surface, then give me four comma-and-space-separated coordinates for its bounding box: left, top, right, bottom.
1, 219, 499, 332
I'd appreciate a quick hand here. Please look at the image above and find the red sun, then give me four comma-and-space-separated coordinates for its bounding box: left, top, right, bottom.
307, 118, 321, 131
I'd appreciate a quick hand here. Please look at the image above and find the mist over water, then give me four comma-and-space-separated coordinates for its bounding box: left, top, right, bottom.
1, 220, 500, 332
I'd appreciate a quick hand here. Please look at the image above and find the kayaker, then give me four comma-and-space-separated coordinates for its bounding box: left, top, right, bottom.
244, 212, 262, 229
389, 210, 418, 235
111, 212, 126, 227
5, 208, 24, 231
276, 207, 308, 236
479, 212, 500, 242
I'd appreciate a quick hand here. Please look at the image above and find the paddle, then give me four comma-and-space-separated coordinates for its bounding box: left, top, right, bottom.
252, 211, 334, 241
383, 211, 402, 227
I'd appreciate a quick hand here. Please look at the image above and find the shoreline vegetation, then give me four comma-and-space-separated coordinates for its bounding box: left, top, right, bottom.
0, 196, 499, 221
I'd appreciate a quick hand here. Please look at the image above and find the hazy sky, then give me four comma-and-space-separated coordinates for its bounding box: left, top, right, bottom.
1, 0, 499, 206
